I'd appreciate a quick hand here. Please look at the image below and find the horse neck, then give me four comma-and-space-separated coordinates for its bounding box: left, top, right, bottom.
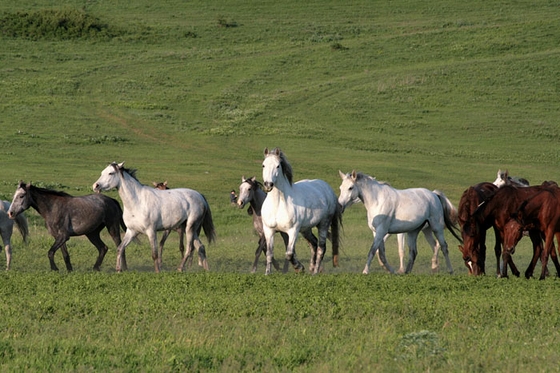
28, 187, 57, 217
117, 172, 145, 206
358, 177, 382, 206
249, 188, 267, 214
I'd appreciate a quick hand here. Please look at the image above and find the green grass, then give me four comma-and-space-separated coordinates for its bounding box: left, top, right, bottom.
1, 0, 560, 371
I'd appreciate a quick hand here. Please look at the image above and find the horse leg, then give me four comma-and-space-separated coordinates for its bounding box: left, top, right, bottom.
157, 230, 171, 268
285, 229, 304, 273
107, 221, 126, 271
366, 232, 392, 274
279, 232, 290, 273
178, 224, 208, 272
116, 230, 138, 272
86, 231, 109, 271
300, 229, 318, 273
538, 230, 555, 280
46, 236, 69, 271
252, 236, 266, 273
177, 224, 187, 264
421, 227, 440, 273
263, 226, 276, 275
376, 234, 402, 273
404, 230, 421, 274
60, 243, 73, 272
0, 229, 12, 270
432, 228, 453, 275
493, 227, 502, 276
312, 225, 329, 275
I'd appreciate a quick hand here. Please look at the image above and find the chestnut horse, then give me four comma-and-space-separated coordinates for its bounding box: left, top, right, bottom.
503, 184, 560, 280
458, 182, 501, 275
470, 184, 558, 278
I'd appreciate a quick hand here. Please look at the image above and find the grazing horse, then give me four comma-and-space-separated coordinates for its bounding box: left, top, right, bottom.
152, 181, 190, 267
470, 183, 557, 278
338, 170, 461, 274
503, 184, 560, 280
0, 200, 29, 270
458, 182, 502, 275
7, 182, 124, 271
93, 162, 216, 273
261, 148, 342, 275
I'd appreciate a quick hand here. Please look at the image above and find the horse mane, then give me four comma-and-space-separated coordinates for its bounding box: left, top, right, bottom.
26, 183, 72, 198
354, 172, 390, 186
112, 162, 139, 181
271, 148, 293, 185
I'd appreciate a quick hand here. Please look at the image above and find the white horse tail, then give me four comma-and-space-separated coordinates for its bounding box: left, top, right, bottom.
14, 213, 29, 244
433, 190, 462, 244
330, 203, 343, 267
200, 195, 217, 244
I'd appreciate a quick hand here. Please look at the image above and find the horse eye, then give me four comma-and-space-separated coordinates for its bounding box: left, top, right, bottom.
276, 165, 280, 169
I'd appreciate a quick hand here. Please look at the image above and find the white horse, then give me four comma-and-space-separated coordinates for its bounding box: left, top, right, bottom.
338, 170, 461, 274
0, 201, 29, 270
92, 162, 216, 273
493, 169, 529, 188
261, 148, 342, 275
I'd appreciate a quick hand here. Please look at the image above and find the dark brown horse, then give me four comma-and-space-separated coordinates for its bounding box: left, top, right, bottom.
471, 183, 558, 278
503, 184, 560, 280
7, 181, 125, 271
458, 182, 501, 275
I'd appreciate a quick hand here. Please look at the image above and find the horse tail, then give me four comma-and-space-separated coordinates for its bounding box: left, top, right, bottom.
330, 203, 343, 267
201, 195, 217, 244
433, 190, 463, 244
14, 213, 29, 244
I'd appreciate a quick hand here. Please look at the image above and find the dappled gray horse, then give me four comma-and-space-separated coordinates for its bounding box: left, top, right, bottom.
8, 182, 124, 271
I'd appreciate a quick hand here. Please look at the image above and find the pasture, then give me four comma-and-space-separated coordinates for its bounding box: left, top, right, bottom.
1, 0, 560, 371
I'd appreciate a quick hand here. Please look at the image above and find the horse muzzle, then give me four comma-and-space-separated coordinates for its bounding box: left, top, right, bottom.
237, 200, 245, 209
7, 211, 16, 220
263, 182, 274, 192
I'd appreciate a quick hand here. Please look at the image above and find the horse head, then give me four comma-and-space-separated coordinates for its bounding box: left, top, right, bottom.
153, 181, 169, 190
7, 181, 32, 219
93, 162, 125, 193
337, 170, 360, 213
262, 147, 292, 192
237, 176, 258, 209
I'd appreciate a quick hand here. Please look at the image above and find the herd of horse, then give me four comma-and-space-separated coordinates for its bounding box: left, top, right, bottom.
1, 148, 559, 279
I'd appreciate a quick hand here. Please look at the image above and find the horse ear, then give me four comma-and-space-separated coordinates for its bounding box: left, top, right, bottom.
263, 147, 269, 156
250, 176, 256, 182
163, 181, 168, 187
338, 170, 346, 179
351, 170, 358, 181
274, 148, 281, 155
117, 162, 125, 169
152, 182, 158, 187
241, 175, 246, 182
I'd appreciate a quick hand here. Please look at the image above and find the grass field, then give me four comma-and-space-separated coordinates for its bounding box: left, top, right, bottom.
1, 0, 560, 371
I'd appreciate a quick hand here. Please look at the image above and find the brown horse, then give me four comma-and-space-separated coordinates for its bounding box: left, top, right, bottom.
458, 182, 502, 275
503, 184, 560, 280
471, 184, 559, 278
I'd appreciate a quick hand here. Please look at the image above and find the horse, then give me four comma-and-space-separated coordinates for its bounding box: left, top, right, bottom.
493, 169, 530, 188
458, 182, 503, 275
261, 148, 342, 275
238, 176, 333, 273
338, 170, 461, 274
237, 176, 284, 273
93, 162, 216, 273
0, 200, 29, 270
502, 184, 560, 280
7, 181, 124, 271
470, 183, 557, 278
152, 181, 190, 267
